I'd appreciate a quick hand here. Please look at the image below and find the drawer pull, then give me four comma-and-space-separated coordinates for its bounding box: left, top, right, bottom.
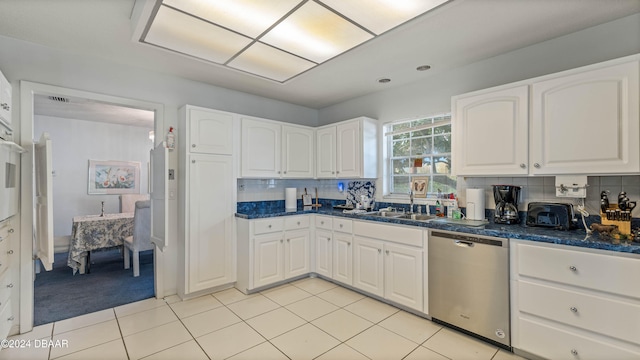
570, 306, 578, 313
321, 221, 324, 225
339, 224, 343, 228
348, 242, 351, 246
297, 221, 300, 225
327, 238, 331, 241
385, 250, 389, 255
571, 349, 578, 356
7, 316, 14, 321
378, 248, 381, 253
268, 225, 272, 228
6, 284, 13, 288
6, 250, 12, 255
8, 229, 14, 234
569, 265, 577, 272
287, 239, 290, 242
280, 239, 283, 243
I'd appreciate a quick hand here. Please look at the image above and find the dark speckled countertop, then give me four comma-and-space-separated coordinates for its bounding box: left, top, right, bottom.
236, 205, 640, 255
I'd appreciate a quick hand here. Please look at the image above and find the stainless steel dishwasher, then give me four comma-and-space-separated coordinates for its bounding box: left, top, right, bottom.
428, 230, 510, 349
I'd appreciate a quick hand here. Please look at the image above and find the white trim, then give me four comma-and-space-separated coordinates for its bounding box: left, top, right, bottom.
19, 81, 166, 333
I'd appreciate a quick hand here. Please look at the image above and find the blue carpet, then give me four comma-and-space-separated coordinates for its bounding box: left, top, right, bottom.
34, 248, 154, 326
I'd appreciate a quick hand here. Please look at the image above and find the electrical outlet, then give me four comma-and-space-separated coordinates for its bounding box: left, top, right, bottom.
168, 169, 175, 180
239, 184, 245, 191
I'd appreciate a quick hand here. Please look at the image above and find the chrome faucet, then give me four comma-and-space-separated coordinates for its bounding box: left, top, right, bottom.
409, 190, 414, 213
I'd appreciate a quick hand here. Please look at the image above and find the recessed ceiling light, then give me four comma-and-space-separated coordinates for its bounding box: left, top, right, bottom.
416, 65, 431, 71
378, 78, 391, 83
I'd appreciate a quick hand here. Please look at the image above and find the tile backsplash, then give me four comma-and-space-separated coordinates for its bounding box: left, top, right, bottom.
456, 175, 640, 216
237, 178, 376, 204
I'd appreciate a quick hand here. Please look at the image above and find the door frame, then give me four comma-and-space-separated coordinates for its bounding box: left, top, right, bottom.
19, 81, 166, 333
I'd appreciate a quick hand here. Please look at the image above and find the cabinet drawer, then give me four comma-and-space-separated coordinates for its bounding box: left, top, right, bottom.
518, 317, 640, 360
519, 280, 640, 345
517, 243, 640, 299
315, 215, 332, 230
284, 216, 309, 230
253, 218, 284, 235
0, 300, 12, 340
353, 221, 422, 247
333, 218, 352, 233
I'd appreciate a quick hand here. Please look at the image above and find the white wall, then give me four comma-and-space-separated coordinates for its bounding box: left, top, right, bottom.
34, 115, 153, 237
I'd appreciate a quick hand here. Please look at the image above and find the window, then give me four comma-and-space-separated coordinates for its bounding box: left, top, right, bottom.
385, 114, 456, 197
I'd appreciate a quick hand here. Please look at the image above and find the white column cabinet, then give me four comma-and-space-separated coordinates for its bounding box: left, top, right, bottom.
178, 105, 237, 298
0, 69, 11, 126
453, 55, 640, 176
453, 85, 529, 176
316, 117, 377, 179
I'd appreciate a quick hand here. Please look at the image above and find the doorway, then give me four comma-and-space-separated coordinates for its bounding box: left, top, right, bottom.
19, 81, 166, 332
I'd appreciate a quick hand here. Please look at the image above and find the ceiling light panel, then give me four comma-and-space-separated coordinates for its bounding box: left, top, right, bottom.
228, 42, 316, 82
320, 0, 449, 35
162, 0, 302, 38
144, 5, 252, 64
260, 1, 373, 63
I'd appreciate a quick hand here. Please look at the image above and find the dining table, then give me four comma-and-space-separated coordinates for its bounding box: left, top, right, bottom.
67, 212, 134, 274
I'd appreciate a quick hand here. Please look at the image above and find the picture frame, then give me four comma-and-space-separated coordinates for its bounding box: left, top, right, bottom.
88, 160, 141, 194
411, 176, 429, 198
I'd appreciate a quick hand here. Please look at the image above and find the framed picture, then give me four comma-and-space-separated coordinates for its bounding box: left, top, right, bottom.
411, 176, 429, 198
88, 160, 141, 194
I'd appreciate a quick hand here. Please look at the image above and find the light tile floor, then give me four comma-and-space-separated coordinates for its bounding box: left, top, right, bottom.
1, 278, 528, 360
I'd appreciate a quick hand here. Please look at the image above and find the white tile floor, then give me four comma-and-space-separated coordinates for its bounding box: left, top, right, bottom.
1, 278, 527, 360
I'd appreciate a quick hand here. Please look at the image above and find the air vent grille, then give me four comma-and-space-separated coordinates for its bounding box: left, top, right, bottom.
48, 96, 69, 103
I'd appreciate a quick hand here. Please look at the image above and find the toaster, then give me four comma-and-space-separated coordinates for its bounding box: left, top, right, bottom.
526, 202, 577, 230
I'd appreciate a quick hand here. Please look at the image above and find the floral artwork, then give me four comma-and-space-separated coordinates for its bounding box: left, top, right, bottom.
88, 160, 140, 194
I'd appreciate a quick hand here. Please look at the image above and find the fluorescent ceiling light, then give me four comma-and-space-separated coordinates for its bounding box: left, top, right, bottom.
140, 0, 448, 82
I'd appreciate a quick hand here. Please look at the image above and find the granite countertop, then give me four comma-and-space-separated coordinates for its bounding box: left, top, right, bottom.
235, 206, 640, 255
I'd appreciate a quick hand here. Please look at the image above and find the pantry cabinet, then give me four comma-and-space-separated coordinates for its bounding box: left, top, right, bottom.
316, 117, 378, 179
453, 55, 639, 176
178, 105, 237, 297
241, 117, 314, 178
0, 69, 11, 126
0, 219, 15, 339
510, 240, 640, 359
236, 215, 310, 293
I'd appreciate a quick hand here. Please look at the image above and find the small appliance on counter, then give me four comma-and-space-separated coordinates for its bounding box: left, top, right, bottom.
493, 185, 521, 224
526, 202, 577, 230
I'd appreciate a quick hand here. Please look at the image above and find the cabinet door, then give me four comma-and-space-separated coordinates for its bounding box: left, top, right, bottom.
253, 232, 285, 288
316, 126, 336, 178
282, 125, 314, 178
453, 85, 529, 175
384, 243, 423, 311
0, 71, 11, 125
352, 236, 383, 297
315, 229, 332, 278
284, 229, 309, 279
531, 61, 639, 174
188, 154, 235, 292
241, 117, 281, 177
336, 121, 361, 178
332, 232, 353, 285
188, 108, 234, 155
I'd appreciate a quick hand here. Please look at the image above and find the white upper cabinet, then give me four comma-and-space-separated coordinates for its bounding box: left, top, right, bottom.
282, 125, 314, 178
453, 55, 640, 176
241, 117, 314, 178
316, 117, 378, 179
189, 108, 234, 155
241, 117, 282, 178
0, 70, 11, 126
453, 85, 529, 176
530, 60, 639, 175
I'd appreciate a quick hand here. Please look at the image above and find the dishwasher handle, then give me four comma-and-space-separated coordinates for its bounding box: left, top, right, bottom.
454, 240, 474, 247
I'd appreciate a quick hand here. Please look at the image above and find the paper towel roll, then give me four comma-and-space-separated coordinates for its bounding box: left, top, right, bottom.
285, 188, 297, 211
466, 188, 485, 220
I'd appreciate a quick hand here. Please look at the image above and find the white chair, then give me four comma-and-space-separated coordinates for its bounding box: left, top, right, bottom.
123, 200, 153, 277
119, 194, 149, 213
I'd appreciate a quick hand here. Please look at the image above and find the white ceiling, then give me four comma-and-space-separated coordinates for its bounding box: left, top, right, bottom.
1, 0, 639, 113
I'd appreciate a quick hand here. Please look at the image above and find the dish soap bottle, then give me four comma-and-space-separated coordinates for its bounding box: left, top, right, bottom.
436, 200, 444, 217
166, 126, 176, 150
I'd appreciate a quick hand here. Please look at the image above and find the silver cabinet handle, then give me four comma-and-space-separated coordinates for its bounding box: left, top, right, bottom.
297, 221, 300, 225
287, 239, 290, 242
327, 238, 331, 241
7, 284, 13, 288
339, 224, 343, 228
8, 229, 14, 233
320, 221, 324, 225
268, 225, 272, 228
520, 163, 526, 168
569, 265, 577, 272
192, 144, 196, 147
534, 163, 541, 168
7, 316, 14, 321
385, 250, 389, 255
6, 250, 12, 255
284, 171, 287, 174
571, 349, 578, 356
192, 160, 195, 163
347, 242, 351, 246
331, 171, 335, 174
570, 307, 578, 313
280, 239, 283, 243
377, 248, 381, 253
336, 171, 340, 174
277, 171, 281, 174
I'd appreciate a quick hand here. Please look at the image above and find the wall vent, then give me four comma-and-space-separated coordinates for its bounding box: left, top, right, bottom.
48, 96, 69, 103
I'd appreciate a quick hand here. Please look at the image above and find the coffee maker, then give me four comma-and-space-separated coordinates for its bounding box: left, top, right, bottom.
493, 185, 521, 224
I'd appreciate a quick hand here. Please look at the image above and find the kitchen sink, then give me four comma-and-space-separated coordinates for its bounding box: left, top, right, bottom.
400, 213, 438, 221
361, 211, 437, 221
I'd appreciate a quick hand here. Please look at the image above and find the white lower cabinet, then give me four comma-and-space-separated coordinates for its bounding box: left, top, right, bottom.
511, 240, 640, 359
237, 216, 309, 293
313, 215, 353, 285
332, 231, 352, 285
352, 220, 424, 312
314, 229, 332, 278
